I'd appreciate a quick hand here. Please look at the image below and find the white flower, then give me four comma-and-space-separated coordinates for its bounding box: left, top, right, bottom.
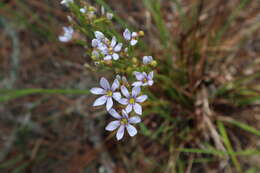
106, 12, 113, 20
143, 56, 153, 65
60, 0, 73, 7
119, 86, 147, 115
59, 26, 74, 42
123, 28, 138, 46
80, 8, 87, 13
103, 36, 122, 61
132, 71, 154, 87
105, 109, 141, 140
90, 77, 121, 111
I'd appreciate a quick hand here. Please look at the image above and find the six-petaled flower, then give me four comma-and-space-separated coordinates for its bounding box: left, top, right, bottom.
119, 86, 147, 115
132, 71, 154, 87
105, 109, 141, 140
90, 77, 121, 111
59, 26, 74, 42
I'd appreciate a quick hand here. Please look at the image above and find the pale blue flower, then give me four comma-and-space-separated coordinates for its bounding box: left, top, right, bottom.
59, 26, 74, 42
123, 28, 138, 46
119, 86, 147, 115
105, 109, 141, 140
90, 77, 121, 111
132, 71, 154, 87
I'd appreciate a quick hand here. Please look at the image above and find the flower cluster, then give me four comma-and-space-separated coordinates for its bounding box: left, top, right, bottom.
90, 29, 155, 140
58, 0, 157, 141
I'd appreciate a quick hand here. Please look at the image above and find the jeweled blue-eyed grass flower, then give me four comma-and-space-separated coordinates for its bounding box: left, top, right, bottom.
90, 77, 121, 111
123, 28, 138, 46
105, 109, 141, 140
119, 86, 147, 115
143, 56, 153, 65
59, 26, 74, 42
60, 0, 73, 7
132, 71, 154, 87
103, 36, 122, 61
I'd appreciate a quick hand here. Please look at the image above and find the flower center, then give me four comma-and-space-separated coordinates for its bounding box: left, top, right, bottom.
143, 78, 148, 83
120, 118, 128, 125
107, 90, 113, 97
129, 98, 135, 104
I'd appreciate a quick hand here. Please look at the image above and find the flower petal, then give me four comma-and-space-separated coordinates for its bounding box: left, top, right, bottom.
114, 43, 122, 52
91, 39, 99, 47
134, 71, 144, 80
136, 95, 148, 103
106, 97, 113, 111
116, 125, 125, 140
133, 103, 142, 115
148, 71, 154, 79
93, 95, 107, 106
123, 28, 131, 40
108, 109, 122, 119
132, 81, 143, 87
130, 39, 138, 46
148, 80, 154, 86
132, 32, 138, 37
90, 87, 105, 95
126, 104, 133, 113
118, 98, 128, 105
112, 92, 121, 101
122, 109, 129, 118
104, 55, 112, 60
95, 31, 104, 40
126, 124, 137, 137
129, 116, 141, 124
100, 77, 110, 90
121, 85, 130, 98
132, 87, 141, 97
111, 79, 120, 91
111, 36, 117, 47
143, 56, 153, 64
112, 53, 119, 60
105, 120, 120, 131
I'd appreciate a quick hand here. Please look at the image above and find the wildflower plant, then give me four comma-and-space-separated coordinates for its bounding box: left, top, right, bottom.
59, 0, 156, 140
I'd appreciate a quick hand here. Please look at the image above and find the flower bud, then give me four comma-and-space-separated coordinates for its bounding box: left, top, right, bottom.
132, 57, 138, 64
151, 60, 157, 67
138, 30, 144, 37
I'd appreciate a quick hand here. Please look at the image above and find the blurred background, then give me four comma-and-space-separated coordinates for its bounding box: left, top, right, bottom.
0, 0, 260, 173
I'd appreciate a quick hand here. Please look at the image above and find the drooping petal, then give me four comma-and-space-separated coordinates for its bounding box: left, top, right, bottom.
111, 36, 117, 47
126, 104, 133, 113
123, 28, 131, 40
134, 72, 144, 80
100, 77, 110, 90
93, 95, 107, 106
132, 81, 143, 87
133, 103, 142, 115
59, 35, 71, 42
104, 55, 112, 60
121, 85, 130, 98
111, 79, 120, 91
112, 92, 121, 101
126, 124, 137, 137
132, 86, 141, 97
136, 95, 148, 103
118, 98, 128, 105
114, 43, 122, 52
108, 109, 122, 119
90, 87, 105, 95
106, 97, 113, 111
112, 53, 119, 60
95, 31, 105, 40
116, 125, 125, 140
129, 116, 141, 124
105, 120, 120, 131
130, 39, 138, 46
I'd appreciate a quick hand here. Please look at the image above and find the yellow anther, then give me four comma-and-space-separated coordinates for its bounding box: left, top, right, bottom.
107, 90, 113, 97
129, 98, 135, 104
120, 118, 128, 125
151, 60, 157, 67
